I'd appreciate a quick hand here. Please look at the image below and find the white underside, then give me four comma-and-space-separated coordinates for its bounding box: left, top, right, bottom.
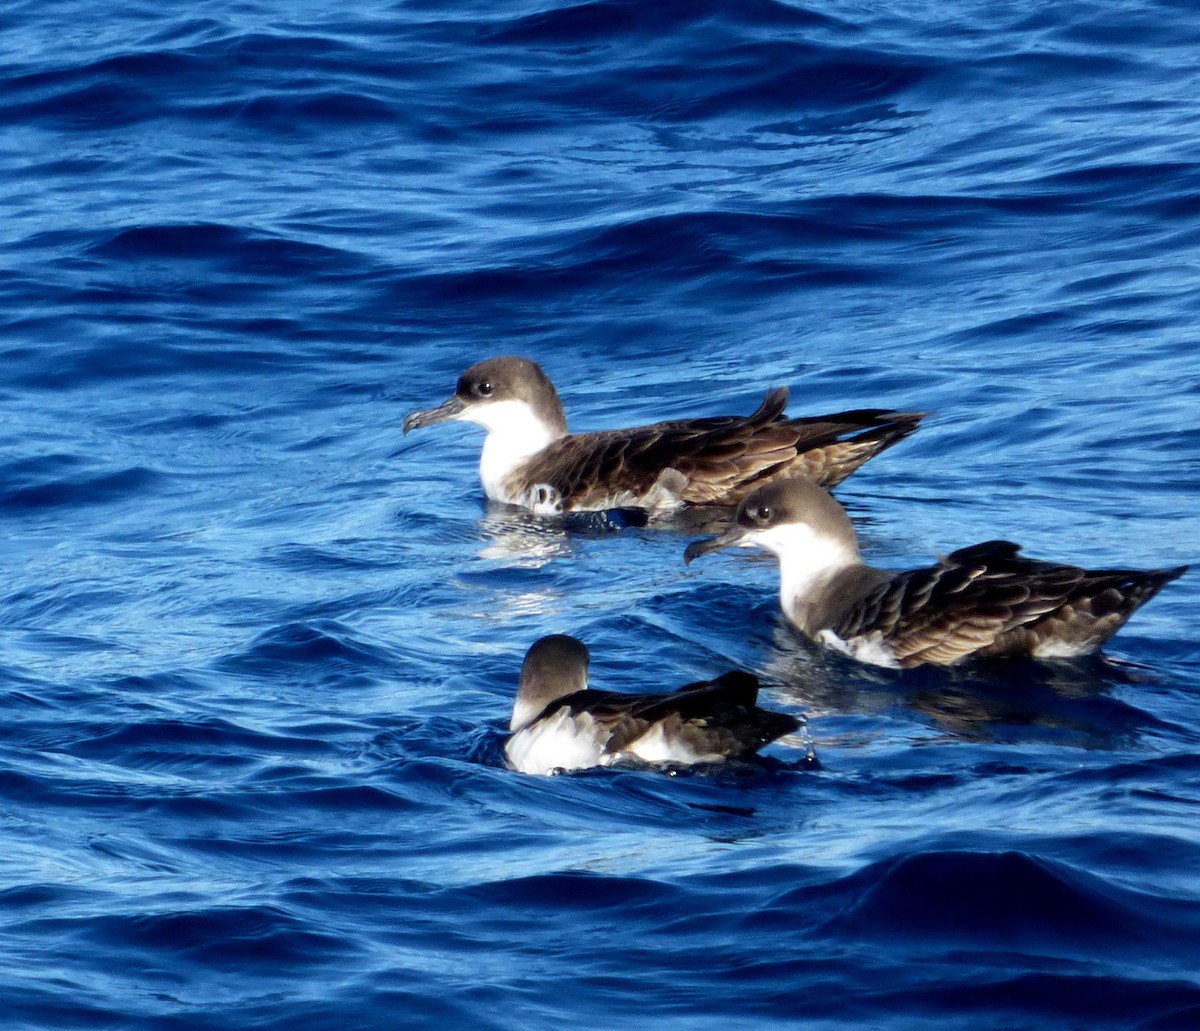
1031, 637, 1097, 659
818, 627, 1097, 665
505, 710, 725, 776
816, 628, 901, 668
505, 709, 609, 776
621, 721, 723, 765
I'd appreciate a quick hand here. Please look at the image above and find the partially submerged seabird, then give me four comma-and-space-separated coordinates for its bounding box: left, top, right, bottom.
403, 356, 924, 513
505, 635, 799, 775
684, 478, 1187, 669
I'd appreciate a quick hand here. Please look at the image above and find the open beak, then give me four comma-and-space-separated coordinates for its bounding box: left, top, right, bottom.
402, 395, 465, 435
684, 525, 749, 565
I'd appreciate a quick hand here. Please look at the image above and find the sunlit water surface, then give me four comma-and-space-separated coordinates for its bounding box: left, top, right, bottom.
2, 1, 1199, 1028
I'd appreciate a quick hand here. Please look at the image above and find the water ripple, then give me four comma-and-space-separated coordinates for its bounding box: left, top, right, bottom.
1, 0, 1198, 1027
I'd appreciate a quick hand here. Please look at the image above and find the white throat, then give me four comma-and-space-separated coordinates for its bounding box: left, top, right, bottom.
459, 400, 561, 501
741, 523, 860, 622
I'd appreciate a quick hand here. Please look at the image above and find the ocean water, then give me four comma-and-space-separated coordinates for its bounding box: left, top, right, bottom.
2, 0, 1199, 1027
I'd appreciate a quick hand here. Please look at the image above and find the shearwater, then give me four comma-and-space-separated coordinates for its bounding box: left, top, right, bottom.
685, 478, 1187, 669
403, 356, 924, 515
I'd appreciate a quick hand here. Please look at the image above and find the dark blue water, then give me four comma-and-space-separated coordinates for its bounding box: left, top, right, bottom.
3, 1, 1199, 1027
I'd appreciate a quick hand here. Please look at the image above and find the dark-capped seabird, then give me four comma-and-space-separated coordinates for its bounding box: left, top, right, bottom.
505, 635, 800, 775
403, 356, 924, 514
684, 478, 1187, 669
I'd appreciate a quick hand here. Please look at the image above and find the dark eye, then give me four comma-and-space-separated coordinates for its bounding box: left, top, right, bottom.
755, 505, 772, 523
476, 380, 494, 398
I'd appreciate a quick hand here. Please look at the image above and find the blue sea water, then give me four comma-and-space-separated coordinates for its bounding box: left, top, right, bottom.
2, 0, 1200, 1027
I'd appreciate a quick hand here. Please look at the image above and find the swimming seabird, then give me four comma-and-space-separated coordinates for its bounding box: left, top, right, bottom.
684, 478, 1187, 668
505, 634, 800, 775
403, 356, 924, 513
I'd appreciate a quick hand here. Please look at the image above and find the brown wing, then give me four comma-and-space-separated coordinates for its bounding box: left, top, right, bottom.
518, 388, 924, 508
778, 409, 926, 489
545, 673, 799, 758
834, 542, 1187, 667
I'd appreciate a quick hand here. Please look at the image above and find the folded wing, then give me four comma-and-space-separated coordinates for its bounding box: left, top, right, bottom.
517, 388, 924, 509
832, 542, 1187, 667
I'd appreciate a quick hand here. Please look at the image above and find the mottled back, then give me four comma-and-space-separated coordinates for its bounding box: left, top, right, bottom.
514, 388, 923, 509
831, 541, 1187, 667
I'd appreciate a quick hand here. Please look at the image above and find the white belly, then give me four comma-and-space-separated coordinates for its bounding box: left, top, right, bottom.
505, 710, 735, 774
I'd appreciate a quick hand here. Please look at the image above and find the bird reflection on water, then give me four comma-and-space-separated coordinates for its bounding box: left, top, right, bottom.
474, 504, 579, 565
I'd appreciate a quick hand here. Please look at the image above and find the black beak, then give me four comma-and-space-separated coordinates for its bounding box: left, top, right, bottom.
402, 395, 465, 435
684, 525, 748, 565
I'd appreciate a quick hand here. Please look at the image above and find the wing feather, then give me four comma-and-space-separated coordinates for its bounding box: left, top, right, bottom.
538, 675, 796, 758
515, 391, 924, 509
831, 546, 1186, 667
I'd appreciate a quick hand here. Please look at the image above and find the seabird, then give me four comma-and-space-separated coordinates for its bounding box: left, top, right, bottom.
505, 634, 800, 775
684, 478, 1187, 669
403, 356, 924, 513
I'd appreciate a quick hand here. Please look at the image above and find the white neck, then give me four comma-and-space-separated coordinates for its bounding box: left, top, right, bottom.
511, 667, 588, 732
510, 694, 548, 732
457, 400, 562, 501
741, 524, 860, 623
